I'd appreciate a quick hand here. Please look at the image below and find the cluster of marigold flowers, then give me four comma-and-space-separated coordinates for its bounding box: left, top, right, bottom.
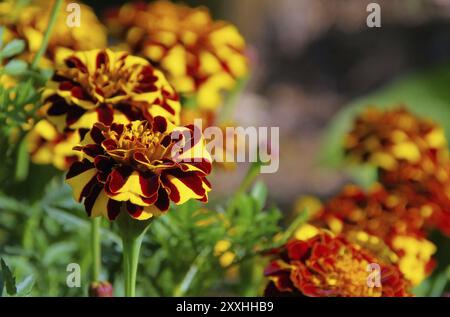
0, 0, 251, 220
1, 0, 249, 174
265, 107, 450, 297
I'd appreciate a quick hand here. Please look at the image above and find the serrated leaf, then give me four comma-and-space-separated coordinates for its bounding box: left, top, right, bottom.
1, 39, 25, 58
0, 258, 17, 296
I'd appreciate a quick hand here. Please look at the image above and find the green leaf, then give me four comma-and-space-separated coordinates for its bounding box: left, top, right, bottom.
0, 258, 17, 296
15, 137, 30, 181
4, 59, 27, 76
344, 165, 378, 189
250, 180, 268, 210
0, 27, 4, 49
42, 241, 78, 266
320, 62, 450, 168
16, 275, 34, 297
429, 270, 448, 297
1, 39, 25, 58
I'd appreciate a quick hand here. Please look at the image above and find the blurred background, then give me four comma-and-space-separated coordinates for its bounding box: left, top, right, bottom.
85, 0, 450, 210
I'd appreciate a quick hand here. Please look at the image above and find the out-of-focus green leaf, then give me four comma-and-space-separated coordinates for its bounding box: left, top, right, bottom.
15, 137, 30, 181
4, 59, 27, 76
413, 278, 431, 297
344, 165, 379, 189
429, 270, 448, 297
0, 39, 25, 58
42, 241, 78, 266
44, 206, 121, 246
251, 181, 268, 210
320, 62, 450, 168
16, 275, 34, 297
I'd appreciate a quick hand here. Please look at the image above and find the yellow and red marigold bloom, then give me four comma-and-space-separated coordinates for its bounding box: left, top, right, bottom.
105, 0, 249, 110
65, 117, 212, 220
1, 0, 107, 65
345, 107, 449, 179
313, 184, 436, 285
344, 107, 450, 235
26, 120, 81, 171
42, 49, 181, 132
381, 164, 450, 236
264, 231, 411, 297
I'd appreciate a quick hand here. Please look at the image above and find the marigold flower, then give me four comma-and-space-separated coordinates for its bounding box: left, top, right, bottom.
65, 117, 212, 220
105, 0, 249, 110
1, 0, 107, 64
264, 231, 411, 297
345, 107, 450, 235
26, 120, 81, 170
345, 107, 449, 178
381, 164, 450, 236
42, 49, 181, 132
314, 184, 436, 285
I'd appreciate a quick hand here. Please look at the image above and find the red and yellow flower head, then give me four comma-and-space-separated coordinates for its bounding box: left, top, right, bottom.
1, 0, 107, 65
345, 107, 449, 179
105, 0, 249, 110
42, 49, 181, 132
66, 117, 212, 220
344, 107, 450, 236
313, 184, 436, 285
264, 231, 411, 297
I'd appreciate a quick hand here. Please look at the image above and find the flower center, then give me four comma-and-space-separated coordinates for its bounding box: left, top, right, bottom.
104, 121, 171, 171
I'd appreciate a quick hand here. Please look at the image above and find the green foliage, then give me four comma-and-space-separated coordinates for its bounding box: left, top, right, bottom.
0, 29, 53, 192
0, 258, 36, 297
0, 258, 17, 296
134, 181, 281, 296
0, 174, 281, 296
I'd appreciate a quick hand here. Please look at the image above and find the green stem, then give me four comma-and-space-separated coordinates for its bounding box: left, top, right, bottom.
225, 161, 261, 215
91, 217, 101, 282
122, 233, 143, 297
217, 77, 248, 124
30, 0, 63, 69
174, 247, 210, 297
117, 211, 152, 297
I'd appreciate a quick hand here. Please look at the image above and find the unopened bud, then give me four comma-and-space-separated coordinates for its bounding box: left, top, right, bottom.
88, 281, 113, 297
